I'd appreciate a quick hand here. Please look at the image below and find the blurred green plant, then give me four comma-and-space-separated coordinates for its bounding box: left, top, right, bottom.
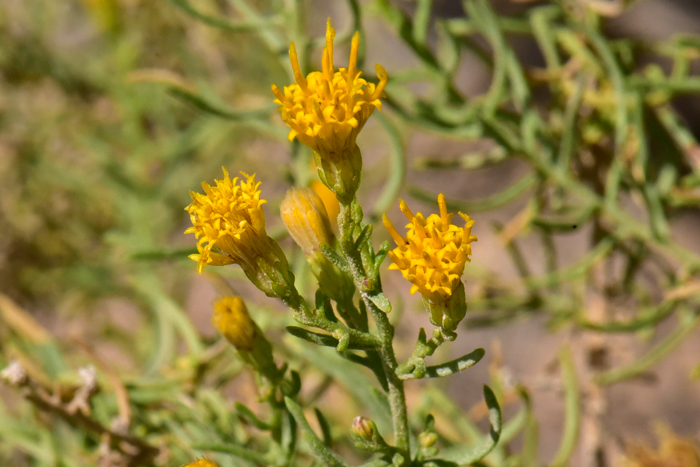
2, 0, 700, 466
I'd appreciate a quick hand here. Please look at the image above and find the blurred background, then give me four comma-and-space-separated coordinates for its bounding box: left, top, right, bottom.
1, 0, 700, 466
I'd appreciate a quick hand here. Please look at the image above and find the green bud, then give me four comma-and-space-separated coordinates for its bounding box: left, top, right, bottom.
352, 416, 374, 440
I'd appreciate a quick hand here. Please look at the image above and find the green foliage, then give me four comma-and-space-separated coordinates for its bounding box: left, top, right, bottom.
2, 0, 700, 466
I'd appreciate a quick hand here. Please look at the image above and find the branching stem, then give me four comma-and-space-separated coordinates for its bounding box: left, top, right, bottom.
338, 200, 411, 456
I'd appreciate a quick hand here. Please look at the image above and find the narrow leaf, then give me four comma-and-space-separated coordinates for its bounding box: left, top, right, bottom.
284, 397, 351, 467
439, 385, 502, 464
320, 244, 351, 273
365, 292, 392, 313
400, 348, 485, 380
285, 326, 370, 350
549, 346, 580, 467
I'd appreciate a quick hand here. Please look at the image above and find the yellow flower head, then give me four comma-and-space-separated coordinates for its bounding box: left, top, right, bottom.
382, 194, 477, 302
185, 168, 267, 274
183, 459, 219, 467
212, 296, 257, 351
272, 19, 388, 200
271, 19, 388, 156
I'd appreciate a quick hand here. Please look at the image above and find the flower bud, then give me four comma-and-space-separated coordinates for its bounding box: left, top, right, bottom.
352, 416, 374, 440
212, 296, 256, 351
281, 188, 333, 256
212, 297, 278, 382
419, 432, 438, 448
310, 179, 339, 228
281, 188, 354, 302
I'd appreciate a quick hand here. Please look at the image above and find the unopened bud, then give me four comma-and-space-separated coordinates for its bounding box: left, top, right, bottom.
212, 296, 256, 351
281, 188, 334, 256
419, 432, 438, 448
281, 187, 353, 302
213, 297, 279, 383
352, 416, 374, 440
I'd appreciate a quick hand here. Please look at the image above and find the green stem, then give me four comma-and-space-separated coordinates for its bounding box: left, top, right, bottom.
594, 309, 700, 385
337, 200, 411, 456
366, 300, 410, 454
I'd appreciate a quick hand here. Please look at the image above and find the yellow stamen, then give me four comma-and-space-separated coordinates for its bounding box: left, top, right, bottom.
289, 42, 307, 91
438, 193, 448, 226
372, 64, 389, 101
348, 31, 360, 82
383, 213, 406, 246
271, 84, 285, 102
325, 18, 335, 76
399, 199, 414, 221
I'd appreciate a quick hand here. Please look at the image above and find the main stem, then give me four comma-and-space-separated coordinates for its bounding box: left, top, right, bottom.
337, 200, 411, 455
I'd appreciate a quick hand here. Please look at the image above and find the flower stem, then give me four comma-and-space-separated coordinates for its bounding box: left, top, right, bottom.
337, 200, 411, 455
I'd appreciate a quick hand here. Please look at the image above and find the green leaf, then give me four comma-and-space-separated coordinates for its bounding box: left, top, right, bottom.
399, 348, 485, 380
284, 397, 351, 467
320, 244, 351, 273
365, 292, 392, 313
286, 326, 375, 350
234, 402, 270, 430
549, 346, 580, 467
130, 247, 197, 261
169, 88, 276, 122
373, 241, 390, 273
294, 345, 393, 434
438, 385, 502, 464
353, 224, 373, 252
314, 408, 333, 447
168, 0, 282, 31
594, 309, 700, 385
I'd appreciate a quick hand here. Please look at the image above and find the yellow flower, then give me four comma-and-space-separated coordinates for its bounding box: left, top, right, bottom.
183, 459, 219, 467
212, 296, 256, 351
185, 168, 267, 274
383, 194, 477, 301
272, 19, 388, 199
383, 194, 477, 333
185, 169, 295, 299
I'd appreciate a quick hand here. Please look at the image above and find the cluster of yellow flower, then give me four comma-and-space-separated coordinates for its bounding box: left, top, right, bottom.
182, 19, 477, 464
185, 18, 475, 313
